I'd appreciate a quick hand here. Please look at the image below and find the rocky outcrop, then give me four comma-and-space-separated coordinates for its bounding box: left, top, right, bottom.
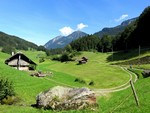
36, 86, 97, 110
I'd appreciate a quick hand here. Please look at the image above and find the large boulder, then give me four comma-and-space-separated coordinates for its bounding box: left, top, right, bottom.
36, 86, 97, 110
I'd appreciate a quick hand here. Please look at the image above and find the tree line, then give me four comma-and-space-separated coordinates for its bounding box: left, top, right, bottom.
69, 6, 150, 53
44, 6, 150, 60
0, 32, 47, 54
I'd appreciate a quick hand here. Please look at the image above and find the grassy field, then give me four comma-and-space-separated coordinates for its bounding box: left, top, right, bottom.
39, 52, 130, 88
98, 77, 150, 113
0, 50, 150, 113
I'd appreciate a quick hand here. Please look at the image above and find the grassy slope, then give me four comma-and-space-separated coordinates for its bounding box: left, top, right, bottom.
39, 52, 130, 88
98, 77, 150, 113
0, 50, 150, 113
0, 51, 81, 113
98, 49, 150, 113
0, 52, 56, 104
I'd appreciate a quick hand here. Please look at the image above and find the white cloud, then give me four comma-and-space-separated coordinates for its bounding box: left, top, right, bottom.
77, 23, 88, 30
115, 14, 128, 22
59, 26, 74, 36
59, 23, 88, 36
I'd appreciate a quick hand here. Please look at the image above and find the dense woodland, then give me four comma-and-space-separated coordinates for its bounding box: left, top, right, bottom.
0, 32, 38, 50
70, 6, 150, 53
0, 32, 46, 54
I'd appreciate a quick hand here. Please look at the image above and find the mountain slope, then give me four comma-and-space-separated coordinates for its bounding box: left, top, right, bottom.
94, 17, 137, 38
114, 6, 150, 50
44, 31, 88, 49
44, 35, 66, 49
0, 31, 38, 50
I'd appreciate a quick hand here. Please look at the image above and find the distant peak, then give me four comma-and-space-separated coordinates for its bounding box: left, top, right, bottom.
44, 30, 88, 49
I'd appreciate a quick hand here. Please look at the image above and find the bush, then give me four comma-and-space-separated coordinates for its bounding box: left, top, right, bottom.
80, 80, 86, 84
0, 78, 15, 103
89, 80, 95, 86
74, 78, 86, 84
1, 96, 20, 105
39, 57, 45, 63
74, 78, 80, 82
60, 53, 70, 62
52, 55, 61, 61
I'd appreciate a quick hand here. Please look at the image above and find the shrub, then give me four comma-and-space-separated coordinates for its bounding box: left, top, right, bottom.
39, 57, 45, 63
0, 78, 15, 103
52, 55, 61, 61
80, 80, 86, 84
89, 80, 95, 86
1, 96, 20, 105
60, 53, 70, 62
74, 78, 80, 82
74, 78, 86, 84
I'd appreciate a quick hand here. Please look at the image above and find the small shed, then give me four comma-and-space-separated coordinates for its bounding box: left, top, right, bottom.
5, 52, 37, 70
78, 57, 88, 64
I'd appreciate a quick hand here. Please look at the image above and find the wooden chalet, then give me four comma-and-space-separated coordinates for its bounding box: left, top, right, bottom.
78, 57, 88, 64
5, 52, 37, 70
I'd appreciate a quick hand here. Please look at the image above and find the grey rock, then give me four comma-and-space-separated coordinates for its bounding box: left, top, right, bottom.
36, 86, 97, 110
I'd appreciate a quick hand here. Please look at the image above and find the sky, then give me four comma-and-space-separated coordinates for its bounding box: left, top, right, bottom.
0, 0, 150, 46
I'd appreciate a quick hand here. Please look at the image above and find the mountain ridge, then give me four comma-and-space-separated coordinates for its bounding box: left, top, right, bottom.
45, 17, 137, 49
44, 31, 88, 49
94, 17, 137, 38
0, 31, 38, 50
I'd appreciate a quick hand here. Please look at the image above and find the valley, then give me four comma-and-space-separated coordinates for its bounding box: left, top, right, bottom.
0, 5, 150, 113
0, 49, 150, 113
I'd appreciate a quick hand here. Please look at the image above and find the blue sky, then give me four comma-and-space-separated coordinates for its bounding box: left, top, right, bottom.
0, 0, 150, 45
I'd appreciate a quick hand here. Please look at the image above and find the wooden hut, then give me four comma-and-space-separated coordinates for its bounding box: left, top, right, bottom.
5, 52, 37, 70
78, 57, 88, 64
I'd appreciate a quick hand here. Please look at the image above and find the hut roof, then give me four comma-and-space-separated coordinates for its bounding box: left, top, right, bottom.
5, 52, 37, 66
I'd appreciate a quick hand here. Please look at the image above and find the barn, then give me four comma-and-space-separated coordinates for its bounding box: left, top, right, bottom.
5, 52, 37, 70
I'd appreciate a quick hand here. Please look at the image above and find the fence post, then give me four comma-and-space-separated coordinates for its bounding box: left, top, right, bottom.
130, 80, 139, 106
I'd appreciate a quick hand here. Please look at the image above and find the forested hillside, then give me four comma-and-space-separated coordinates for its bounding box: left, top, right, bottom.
114, 6, 150, 50
70, 35, 100, 51
94, 17, 137, 38
0, 31, 38, 50
70, 6, 150, 53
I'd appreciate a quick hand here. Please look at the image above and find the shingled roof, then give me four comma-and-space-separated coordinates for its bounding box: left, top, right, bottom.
5, 52, 36, 70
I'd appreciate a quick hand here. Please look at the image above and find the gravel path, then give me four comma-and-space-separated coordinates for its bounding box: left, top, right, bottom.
94, 67, 138, 95
43, 66, 138, 95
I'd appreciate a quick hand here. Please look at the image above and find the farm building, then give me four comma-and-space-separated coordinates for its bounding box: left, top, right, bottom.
5, 52, 37, 70
78, 57, 88, 64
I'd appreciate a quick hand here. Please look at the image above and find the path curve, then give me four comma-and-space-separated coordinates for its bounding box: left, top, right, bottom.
43, 66, 138, 95
94, 67, 138, 95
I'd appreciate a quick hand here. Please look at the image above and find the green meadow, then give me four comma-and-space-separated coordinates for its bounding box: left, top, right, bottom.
39, 52, 130, 88
0, 50, 150, 113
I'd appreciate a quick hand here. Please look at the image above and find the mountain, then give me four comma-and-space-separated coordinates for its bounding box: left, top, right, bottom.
0, 31, 38, 50
44, 35, 66, 49
44, 31, 88, 49
94, 17, 137, 38
114, 6, 150, 50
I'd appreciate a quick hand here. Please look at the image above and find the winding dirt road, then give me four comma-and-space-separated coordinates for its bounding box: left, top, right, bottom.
43, 67, 138, 95
94, 67, 138, 95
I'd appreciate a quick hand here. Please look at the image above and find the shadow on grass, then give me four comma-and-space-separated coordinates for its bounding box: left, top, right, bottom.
107, 48, 150, 62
